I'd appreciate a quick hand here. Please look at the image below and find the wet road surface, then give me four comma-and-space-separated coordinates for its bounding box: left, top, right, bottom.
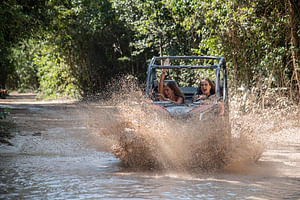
0, 93, 300, 199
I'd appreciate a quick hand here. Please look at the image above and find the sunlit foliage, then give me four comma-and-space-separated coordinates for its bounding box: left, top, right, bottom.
0, 0, 299, 102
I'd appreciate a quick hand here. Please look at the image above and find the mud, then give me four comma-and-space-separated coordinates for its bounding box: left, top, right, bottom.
85, 84, 270, 172
1, 92, 300, 199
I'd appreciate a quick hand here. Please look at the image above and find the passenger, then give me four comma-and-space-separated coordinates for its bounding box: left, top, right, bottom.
193, 78, 216, 102
158, 68, 184, 104
193, 78, 224, 115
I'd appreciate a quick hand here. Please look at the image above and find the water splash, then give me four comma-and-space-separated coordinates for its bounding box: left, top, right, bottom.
86, 77, 300, 173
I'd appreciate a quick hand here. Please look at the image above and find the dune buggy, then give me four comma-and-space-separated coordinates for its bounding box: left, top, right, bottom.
113, 56, 231, 170
145, 56, 229, 121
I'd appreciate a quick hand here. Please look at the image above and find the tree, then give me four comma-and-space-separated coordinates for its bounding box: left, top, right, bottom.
0, 0, 56, 88
52, 0, 133, 97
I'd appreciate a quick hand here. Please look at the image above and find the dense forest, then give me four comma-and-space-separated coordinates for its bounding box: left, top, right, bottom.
1, 0, 299, 104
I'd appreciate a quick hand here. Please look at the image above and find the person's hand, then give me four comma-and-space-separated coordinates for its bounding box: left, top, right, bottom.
158, 93, 166, 101
193, 95, 199, 102
193, 95, 207, 102
163, 58, 170, 66
199, 95, 207, 100
162, 68, 166, 74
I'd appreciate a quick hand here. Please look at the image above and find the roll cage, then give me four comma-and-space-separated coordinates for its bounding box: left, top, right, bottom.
145, 56, 228, 105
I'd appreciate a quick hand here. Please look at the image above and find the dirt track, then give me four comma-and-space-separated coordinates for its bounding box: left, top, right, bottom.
0, 93, 82, 144
1, 92, 300, 177
1, 92, 300, 199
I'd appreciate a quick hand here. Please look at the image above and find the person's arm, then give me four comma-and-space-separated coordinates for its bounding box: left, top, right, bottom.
175, 96, 184, 104
158, 69, 166, 100
163, 96, 183, 104
217, 102, 224, 115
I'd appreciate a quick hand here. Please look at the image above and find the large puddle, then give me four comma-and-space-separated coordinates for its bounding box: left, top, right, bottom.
0, 93, 300, 199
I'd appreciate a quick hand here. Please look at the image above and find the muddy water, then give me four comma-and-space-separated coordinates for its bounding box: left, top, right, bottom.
1, 94, 300, 199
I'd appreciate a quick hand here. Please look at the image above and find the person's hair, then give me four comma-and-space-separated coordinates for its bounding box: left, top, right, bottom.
165, 81, 185, 102
197, 78, 215, 95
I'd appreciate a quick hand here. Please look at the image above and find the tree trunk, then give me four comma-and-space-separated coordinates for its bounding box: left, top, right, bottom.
288, 0, 300, 104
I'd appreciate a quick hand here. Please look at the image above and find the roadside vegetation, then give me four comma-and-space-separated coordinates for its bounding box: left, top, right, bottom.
0, 0, 299, 105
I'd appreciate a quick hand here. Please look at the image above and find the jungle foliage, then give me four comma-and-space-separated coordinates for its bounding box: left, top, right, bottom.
0, 0, 299, 103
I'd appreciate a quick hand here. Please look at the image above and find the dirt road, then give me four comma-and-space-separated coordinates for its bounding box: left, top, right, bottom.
0, 92, 300, 199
